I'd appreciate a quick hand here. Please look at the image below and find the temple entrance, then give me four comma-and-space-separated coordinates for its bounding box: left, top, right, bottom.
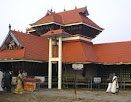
1, 62, 131, 89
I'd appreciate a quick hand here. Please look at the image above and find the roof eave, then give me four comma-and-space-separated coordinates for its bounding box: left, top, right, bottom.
82, 23, 103, 31
30, 21, 103, 32
0, 58, 45, 63
42, 33, 72, 38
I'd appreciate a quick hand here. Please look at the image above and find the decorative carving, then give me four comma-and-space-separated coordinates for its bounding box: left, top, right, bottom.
9, 40, 15, 50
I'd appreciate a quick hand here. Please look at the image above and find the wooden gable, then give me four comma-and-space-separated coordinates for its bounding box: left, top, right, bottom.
0, 30, 23, 50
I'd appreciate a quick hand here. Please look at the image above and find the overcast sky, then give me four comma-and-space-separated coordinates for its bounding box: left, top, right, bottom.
0, 0, 131, 45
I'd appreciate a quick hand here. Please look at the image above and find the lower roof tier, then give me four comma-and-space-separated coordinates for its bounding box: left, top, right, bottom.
0, 30, 131, 64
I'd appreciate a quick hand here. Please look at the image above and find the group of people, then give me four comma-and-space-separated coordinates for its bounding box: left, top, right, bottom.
0, 69, 13, 93
0, 68, 120, 94
0, 68, 27, 94
106, 73, 119, 94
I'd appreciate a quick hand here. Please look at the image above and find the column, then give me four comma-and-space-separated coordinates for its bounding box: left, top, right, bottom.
48, 38, 52, 89
58, 37, 62, 89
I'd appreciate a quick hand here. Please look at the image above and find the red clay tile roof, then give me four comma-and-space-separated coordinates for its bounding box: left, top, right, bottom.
31, 13, 62, 26
11, 31, 49, 61
0, 30, 97, 63
30, 7, 103, 30
1, 30, 131, 63
0, 30, 49, 61
0, 48, 25, 59
62, 40, 98, 63
57, 8, 84, 24
41, 29, 72, 38
80, 15, 103, 30
94, 41, 131, 63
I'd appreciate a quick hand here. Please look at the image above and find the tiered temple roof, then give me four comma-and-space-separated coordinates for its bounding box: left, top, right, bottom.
0, 7, 130, 64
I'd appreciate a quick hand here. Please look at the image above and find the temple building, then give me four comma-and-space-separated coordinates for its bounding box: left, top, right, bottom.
0, 6, 131, 89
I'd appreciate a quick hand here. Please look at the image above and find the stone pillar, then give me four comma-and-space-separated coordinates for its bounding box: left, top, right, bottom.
48, 38, 52, 89
58, 37, 62, 89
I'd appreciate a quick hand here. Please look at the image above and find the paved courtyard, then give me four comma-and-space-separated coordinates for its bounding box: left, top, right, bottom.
0, 88, 131, 102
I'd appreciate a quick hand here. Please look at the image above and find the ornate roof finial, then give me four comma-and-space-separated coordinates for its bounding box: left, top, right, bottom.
75, 6, 77, 9
64, 8, 66, 11
64, 6, 66, 11
9, 24, 11, 31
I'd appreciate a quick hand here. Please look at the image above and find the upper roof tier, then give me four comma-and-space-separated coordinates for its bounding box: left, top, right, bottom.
30, 7, 103, 31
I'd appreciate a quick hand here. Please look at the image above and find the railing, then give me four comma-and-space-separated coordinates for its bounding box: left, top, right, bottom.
36, 76, 131, 89
62, 76, 131, 90
118, 79, 131, 89
62, 76, 93, 89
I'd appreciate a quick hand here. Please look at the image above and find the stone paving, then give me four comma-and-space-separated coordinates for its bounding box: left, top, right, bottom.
33, 89, 131, 102
0, 88, 131, 102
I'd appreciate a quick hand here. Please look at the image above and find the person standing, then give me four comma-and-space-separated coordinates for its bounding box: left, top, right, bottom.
22, 70, 27, 80
106, 73, 113, 93
14, 70, 24, 94
4, 71, 11, 92
111, 73, 119, 94
0, 68, 3, 92
9, 71, 13, 85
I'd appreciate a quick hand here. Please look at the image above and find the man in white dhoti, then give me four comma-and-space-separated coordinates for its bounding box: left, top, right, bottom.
0, 68, 3, 92
111, 73, 119, 94
106, 73, 113, 93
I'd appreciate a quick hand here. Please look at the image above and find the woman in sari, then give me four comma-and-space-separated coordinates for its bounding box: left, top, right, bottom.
106, 73, 113, 93
14, 70, 24, 94
111, 73, 119, 94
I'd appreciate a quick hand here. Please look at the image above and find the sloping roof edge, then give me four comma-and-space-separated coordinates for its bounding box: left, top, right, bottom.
10, 31, 23, 47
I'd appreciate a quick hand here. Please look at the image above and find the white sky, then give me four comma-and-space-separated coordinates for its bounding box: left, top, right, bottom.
0, 0, 131, 45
